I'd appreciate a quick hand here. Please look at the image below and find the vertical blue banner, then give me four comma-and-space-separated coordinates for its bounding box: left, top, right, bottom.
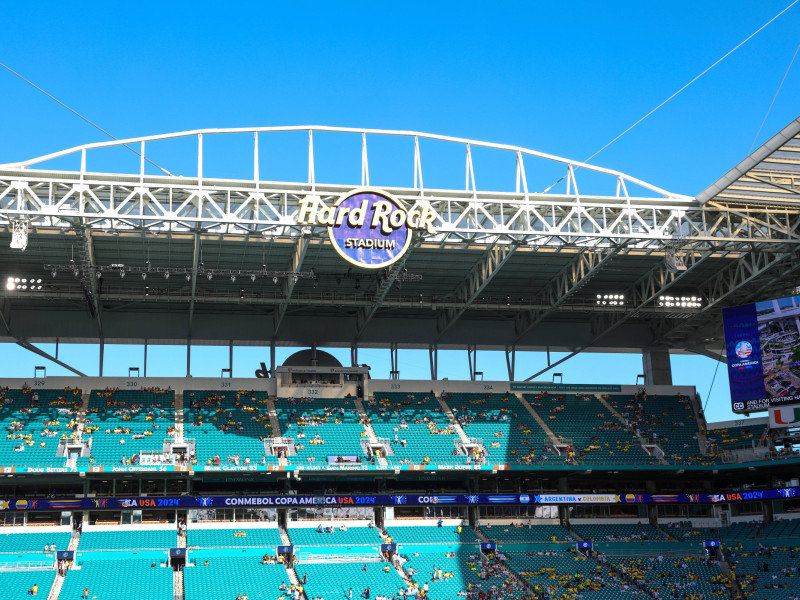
722, 303, 766, 409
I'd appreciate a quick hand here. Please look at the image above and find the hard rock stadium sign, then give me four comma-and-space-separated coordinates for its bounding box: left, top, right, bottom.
296, 187, 436, 269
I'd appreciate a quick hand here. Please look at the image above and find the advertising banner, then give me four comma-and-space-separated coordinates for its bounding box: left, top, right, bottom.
1, 487, 798, 511
769, 404, 800, 428
723, 295, 800, 412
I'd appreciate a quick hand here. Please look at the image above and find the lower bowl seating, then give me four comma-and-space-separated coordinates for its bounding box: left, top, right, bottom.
61, 558, 173, 600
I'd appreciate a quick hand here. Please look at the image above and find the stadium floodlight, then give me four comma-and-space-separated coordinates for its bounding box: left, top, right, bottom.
120, 270, 126, 278
141, 273, 147, 281
186, 274, 191, 282
658, 294, 702, 308
273, 276, 278, 284
164, 272, 170, 280
239, 288, 244, 299
596, 293, 626, 306
6, 276, 44, 291
207, 273, 212, 280
50, 269, 57, 278
250, 274, 256, 282
144, 285, 150, 296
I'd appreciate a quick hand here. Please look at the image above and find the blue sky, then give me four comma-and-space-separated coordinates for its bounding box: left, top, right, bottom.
1, 1, 798, 422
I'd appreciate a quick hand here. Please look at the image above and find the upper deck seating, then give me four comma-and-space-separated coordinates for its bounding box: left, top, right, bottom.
84, 389, 175, 466
707, 423, 767, 451
527, 393, 653, 464
0, 387, 81, 468
444, 392, 557, 465
367, 392, 460, 465
275, 397, 366, 464
184, 390, 277, 465
611, 393, 706, 465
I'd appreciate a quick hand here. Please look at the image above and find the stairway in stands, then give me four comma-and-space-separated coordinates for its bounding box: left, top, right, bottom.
48, 526, 82, 600
173, 568, 184, 600
516, 395, 561, 446
173, 393, 184, 440
354, 396, 387, 466
436, 395, 471, 444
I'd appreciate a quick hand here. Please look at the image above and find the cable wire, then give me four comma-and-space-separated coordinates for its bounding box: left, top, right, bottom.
748, 41, 800, 153
703, 346, 726, 414
0, 60, 174, 176
542, 0, 799, 192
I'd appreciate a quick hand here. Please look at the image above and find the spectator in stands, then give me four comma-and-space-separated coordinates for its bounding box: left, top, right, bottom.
27, 583, 38, 595
82, 588, 90, 599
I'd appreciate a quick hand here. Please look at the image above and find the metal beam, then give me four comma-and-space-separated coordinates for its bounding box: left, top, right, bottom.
524, 249, 714, 381
513, 246, 619, 344
3, 174, 800, 249
436, 242, 516, 339
355, 241, 420, 340
273, 235, 310, 337
78, 225, 103, 335
655, 249, 800, 348
187, 232, 201, 338
16, 340, 86, 376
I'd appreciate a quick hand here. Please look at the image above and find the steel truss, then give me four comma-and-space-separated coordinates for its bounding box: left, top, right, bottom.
0, 127, 796, 252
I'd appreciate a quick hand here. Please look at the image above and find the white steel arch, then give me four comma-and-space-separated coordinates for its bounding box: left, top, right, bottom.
0, 126, 797, 252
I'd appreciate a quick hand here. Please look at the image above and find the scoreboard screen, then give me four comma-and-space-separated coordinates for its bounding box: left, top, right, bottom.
723, 294, 800, 412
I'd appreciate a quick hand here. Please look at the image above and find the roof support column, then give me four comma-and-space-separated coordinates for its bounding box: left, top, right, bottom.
642, 347, 672, 386
99, 338, 104, 377
350, 343, 358, 368
505, 345, 516, 381
390, 343, 399, 380
186, 340, 191, 377
270, 341, 276, 378
144, 339, 148, 377
467, 345, 477, 381
429, 344, 438, 380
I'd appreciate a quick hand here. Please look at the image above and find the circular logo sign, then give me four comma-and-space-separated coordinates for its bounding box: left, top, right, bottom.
327, 189, 411, 269
735, 341, 753, 359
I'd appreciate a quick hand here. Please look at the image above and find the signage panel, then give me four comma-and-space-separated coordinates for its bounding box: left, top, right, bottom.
1, 487, 798, 511
723, 295, 800, 412
295, 187, 436, 269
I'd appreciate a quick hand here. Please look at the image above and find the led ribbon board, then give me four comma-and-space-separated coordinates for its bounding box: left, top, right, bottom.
296, 188, 436, 269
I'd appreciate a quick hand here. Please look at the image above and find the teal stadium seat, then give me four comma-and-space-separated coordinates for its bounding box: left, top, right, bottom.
184, 558, 287, 600
61, 558, 173, 600
0, 387, 82, 469
84, 389, 175, 467
184, 390, 279, 466
275, 397, 366, 465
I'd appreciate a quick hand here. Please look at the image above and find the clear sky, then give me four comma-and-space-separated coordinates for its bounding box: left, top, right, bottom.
1, 1, 798, 423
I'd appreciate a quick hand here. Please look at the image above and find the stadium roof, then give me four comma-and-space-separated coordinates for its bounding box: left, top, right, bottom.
697, 115, 800, 208
0, 122, 799, 375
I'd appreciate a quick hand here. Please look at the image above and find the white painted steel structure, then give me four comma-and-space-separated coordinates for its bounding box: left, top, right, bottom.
0, 125, 796, 251
0, 124, 799, 380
